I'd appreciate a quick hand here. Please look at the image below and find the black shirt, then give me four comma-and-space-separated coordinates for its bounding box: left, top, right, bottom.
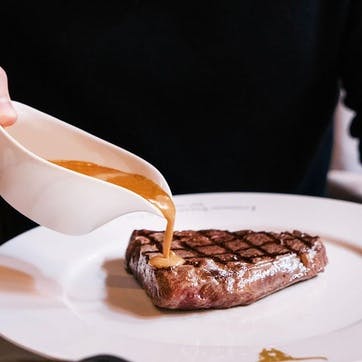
1, 0, 361, 242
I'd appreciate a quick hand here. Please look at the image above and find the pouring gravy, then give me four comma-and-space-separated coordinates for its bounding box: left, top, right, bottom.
51, 160, 184, 268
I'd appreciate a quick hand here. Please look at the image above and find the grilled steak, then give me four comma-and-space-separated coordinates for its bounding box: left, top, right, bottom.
125, 229, 328, 310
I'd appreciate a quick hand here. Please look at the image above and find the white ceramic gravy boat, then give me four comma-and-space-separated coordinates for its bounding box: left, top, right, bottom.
0, 101, 171, 235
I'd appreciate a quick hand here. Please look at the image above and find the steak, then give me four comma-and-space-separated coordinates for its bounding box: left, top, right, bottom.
125, 229, 328, 310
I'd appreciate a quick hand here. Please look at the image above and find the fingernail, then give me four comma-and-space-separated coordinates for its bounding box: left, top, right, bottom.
0, 99, 17, 126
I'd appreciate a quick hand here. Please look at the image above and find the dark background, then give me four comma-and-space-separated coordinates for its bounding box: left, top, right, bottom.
1, 1, 361, 243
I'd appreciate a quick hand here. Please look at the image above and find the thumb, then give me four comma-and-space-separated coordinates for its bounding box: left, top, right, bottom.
0, 66, 17, 126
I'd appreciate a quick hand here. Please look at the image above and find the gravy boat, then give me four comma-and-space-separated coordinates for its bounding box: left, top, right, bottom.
0, 101, 171, 235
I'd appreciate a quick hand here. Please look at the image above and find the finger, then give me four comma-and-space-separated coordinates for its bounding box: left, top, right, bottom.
0, 66, 12, 99
0, 66, 17, 126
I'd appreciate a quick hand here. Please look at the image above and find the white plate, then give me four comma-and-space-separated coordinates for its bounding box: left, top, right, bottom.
0, 192, 361, 362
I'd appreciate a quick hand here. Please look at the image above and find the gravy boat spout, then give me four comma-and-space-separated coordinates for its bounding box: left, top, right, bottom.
0, 101, 171, 235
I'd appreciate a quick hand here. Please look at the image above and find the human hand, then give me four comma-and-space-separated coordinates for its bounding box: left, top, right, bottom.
0, 66, 17, 126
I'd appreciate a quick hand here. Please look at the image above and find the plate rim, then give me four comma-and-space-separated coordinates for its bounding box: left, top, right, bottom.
1, 192, 361, 362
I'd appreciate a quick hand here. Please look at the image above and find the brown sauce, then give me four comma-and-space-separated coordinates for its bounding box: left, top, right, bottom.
51, 160, 184, 268
258, 348, 327, 361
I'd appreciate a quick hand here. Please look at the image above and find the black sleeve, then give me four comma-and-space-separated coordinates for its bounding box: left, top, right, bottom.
340, 0, 362, 163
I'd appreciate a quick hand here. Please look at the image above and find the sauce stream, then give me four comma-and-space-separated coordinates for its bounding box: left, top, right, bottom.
51, 160, 184, 268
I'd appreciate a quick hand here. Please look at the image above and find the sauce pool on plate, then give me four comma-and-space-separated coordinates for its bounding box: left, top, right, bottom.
50, 160, 184, 268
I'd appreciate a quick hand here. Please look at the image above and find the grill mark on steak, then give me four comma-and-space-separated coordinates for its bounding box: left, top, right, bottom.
125, 229, 328, 310
138, 229, 317, 265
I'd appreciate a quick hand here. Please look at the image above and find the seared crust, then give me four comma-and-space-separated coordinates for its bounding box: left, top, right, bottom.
125, 229, 328, 310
